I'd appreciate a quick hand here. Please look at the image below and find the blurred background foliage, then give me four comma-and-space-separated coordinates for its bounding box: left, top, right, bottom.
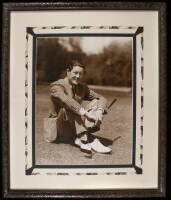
36, 37, 132, 86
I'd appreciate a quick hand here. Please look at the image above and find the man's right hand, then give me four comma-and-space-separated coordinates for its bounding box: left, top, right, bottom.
84, 111, 97, 122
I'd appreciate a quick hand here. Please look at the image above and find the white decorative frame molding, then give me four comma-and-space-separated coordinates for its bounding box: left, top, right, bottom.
25, 26, 144, 176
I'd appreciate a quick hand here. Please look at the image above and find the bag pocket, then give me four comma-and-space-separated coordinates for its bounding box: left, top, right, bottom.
43, 117, 57, 143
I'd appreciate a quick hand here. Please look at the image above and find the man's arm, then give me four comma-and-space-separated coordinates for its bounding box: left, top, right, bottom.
50, 83, 82, 115
50, 83, 97, 122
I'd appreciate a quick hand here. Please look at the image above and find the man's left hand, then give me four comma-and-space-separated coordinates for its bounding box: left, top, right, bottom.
95, 110, 103, 124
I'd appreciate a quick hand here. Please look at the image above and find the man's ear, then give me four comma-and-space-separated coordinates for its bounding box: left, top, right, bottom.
66, 68, 70, 76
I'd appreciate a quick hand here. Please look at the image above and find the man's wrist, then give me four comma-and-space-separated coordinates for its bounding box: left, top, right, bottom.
98, 108, 104, 113
79, 107, 87, 116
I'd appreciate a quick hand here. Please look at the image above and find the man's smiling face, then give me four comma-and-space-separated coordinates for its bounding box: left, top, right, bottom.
67, 65, 84, 85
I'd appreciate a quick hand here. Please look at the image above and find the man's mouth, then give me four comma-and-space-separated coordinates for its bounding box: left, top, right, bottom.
72, 79, 79, 84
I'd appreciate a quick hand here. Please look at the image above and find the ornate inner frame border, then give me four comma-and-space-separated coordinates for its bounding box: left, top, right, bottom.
25, 26, 144, 176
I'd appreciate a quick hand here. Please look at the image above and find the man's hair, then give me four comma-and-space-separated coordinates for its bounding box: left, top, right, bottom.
67, 60, 85, 71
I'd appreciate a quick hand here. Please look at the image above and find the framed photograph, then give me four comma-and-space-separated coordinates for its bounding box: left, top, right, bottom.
2, 2, 166, 198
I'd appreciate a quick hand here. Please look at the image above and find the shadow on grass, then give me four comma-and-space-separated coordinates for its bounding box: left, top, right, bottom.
51, 134, 121, 148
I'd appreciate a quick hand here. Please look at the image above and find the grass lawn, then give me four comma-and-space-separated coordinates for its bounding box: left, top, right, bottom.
35, 83, 133, 166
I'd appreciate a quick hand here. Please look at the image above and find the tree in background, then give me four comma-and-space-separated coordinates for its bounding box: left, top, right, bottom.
83, 41, 132, 86
37, 38, 85, 82
100, 41, 132, 86
36, 38, 132, 86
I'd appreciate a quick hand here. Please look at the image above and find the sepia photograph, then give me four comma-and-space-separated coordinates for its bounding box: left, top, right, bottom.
35, 36, 133, 167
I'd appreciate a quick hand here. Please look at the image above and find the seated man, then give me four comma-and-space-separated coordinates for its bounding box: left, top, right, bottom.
46, 60, 112, 157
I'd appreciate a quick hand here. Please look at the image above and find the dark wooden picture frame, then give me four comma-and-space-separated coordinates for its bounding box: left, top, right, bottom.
2, 2, 166, 198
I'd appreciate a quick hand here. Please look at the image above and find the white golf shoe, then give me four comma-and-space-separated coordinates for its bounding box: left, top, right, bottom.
74, 138, 92, 157
89, 138, 112, 154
